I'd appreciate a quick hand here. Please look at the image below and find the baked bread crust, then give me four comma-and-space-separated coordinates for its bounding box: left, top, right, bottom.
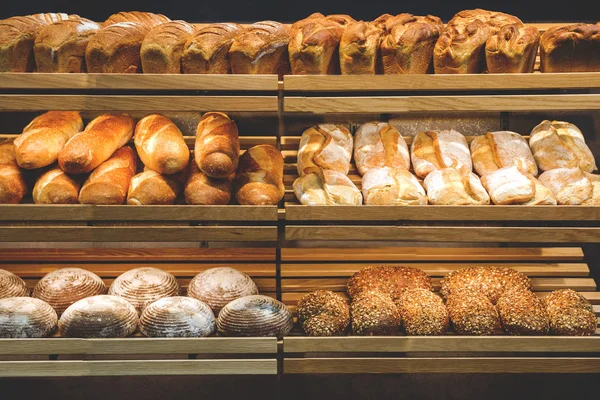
540, 24, 600, 72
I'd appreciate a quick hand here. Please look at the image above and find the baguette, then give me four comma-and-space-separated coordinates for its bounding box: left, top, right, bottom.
78, 146, 137, 205
181, 23, 243, 74
234, 144, 284, 205
134, 114, 190, 175
184, 161, 233, 205
33, 166, 80, 204
103, 11, 170, 28
194, 112, 239, 179
0, 140, 27, 204
58, 113, 135, 174
127, 169, 185, 205
85, 22, 150, 73
14, 111, 83, 169
339, 21, 383, 75
141, 21, 195, 74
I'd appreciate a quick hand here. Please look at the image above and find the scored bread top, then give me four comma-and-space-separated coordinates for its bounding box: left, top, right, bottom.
103, 11, 170, 28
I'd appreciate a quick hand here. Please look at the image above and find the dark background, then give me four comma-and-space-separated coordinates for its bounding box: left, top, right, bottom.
1, 0, 600, 23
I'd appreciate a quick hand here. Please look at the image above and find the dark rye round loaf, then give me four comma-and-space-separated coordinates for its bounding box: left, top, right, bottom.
446, 288, 502, 335
297, 290, 350, 336
0, 297, 57, 338
347, 265, 433, 301
350, 290, 401, 336
59, 295, 138, 338
0, 269, 29, 299
543, 289, 597, 335
217, 295, 293, 338
188, 267, 258, 314
396, 288, 449, 336
140, 296, 216, 338
32, 268, 106, 316
497, 288, 549, 335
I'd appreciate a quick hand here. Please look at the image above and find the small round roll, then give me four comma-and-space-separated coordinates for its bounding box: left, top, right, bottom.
543, 289, 597, 336
0, 269, 29, 299
140, 296, 216, 337
446, 288, 502, 335
396, 288, 449, 336
0, 297, 58, 338
297, 290, 350, 336
217, 295, 293, 338
188, 267, 258, 314
497, 288, 549, 335
350, 291, 401, 336
347, 265, 433, 301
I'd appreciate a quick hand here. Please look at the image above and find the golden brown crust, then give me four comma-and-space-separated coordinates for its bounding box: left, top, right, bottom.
195, 112, 239, 179
326, 14, 357, 27
0, 140, 27, 204
181, 23, 243, 74
128, 169, 185, 205
446, 288, 502, 335
540, 24, 600, 72
289, 15, 344, 75
234, 144, 284, 205
85, 22, 150, 73
434, 19, 490, 74
396, 289, 449, 336
339, 21, 383, 75
346, 265, 433, 301
486, 24, 540, 73
497, 288, 550, 335
351, 290, 401, 336
543, 289, 597, 336
297, 290, 350, 336
373, 14, 394, 30
447, 9, 522, 35
32, 166, 80, 204
141, 21, 195, 74
103, 11, 170, 29
184, 160, 233, 205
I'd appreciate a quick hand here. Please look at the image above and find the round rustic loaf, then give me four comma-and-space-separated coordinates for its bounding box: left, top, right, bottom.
446, 288, 502, 335
32, 268, 107, 316
0, 297, 58, 338
543, 289, 597, 336
351, 291, 401, 336
217, 295, 293, 338
140, 296, 216, 337
109, 267, 180, 315
59, 295, 138, 338
497, 288, 549, 335
0, 269, 29, 299
297, 290, 350, 336
188, 267, 258, 314
396, 288, 449, 336
440, 266, 532, 304
347, 266, 433, 301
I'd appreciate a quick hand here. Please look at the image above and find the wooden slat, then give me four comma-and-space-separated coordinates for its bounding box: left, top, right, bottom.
284, 94, 600, 113
0, 359, 277, 377
0, 95, 278, 112
285, 226, 600, 243
284, 358, 600, 374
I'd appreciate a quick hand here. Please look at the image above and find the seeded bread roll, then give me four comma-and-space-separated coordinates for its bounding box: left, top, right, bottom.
140, 296, 216, 338
351, 290, 401, 336
543, 289, 597, 336
297, 290, 350, 336
540, 24, 600, 72
497, 288, 550, 335
446, 288, 502, 335
85, 22, 150, 73
188, 267, 258, 314
347, 265, 433, 301
0, 269, 29, 298
182, 23, 243, 74
339, 21, 383, 75
486, 24, 540, 73
141, 21, 195, 74
0, 297, 58, 338
396, 288, 448, 335
217, 295, 293, 338
32, 166, 80, 204
103, 11, 170, 29
0, 140, 28, 204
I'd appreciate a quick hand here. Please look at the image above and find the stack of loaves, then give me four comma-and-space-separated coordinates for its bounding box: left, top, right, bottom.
293, 119, 599, 206
297, 265, 597, 336
0, 266, 292, 338
0, 110, 284, 206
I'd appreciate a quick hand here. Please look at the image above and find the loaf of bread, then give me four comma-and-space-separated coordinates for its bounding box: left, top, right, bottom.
134, 114, 189, 175
446, 9, 522, 34
538, 167, 594, 205
229, 21, 291, 75
289, 14, 343, 75
481, 166, 536, 205
396, 288, 449, 336
188, 267, 258, 314
380, 14, 443, 74
0, 13, 72, 72
424, 168, 489, 205
522, 177, 558, 205
485, 24, 540, 73
181, 23, 243, 74
184, 160, 233, 205
583, 173, 600, 205
0, 140, 27, 204
326, 14, 357, 27
103, 11, 170, 28
446, 288, 502, 335
497, 288, 549, 335
543, 289, 597, 336
373, 14, 394, 29
217, 295, 293, 338
470, 131, 538, 177
347, 265, 433, 301
14, 111, 83, 169
194, 112, 239, 179
34, 19, 101, 73
140, 296, 216, 337
433, 19, 491, 74
293, 169, 362, 205
540, 24, 600, 72
58, 113, 135, 174
234, 144, 285, 205
59, 295, 138, 338
109, 267, 180, 315
339, 21, 383, 74
85, 22, 150, 73
0, 297, 57, 338
354, 122, 409, 175
127, 169, 185, 205
32, 267, 106, 316
0, 269, 29, 298
411, 130, 472, 178
362, 168, 427, 205
297, 124, 353, 176
32, 166, 80, 204
141, 21, 195, 73
78, 146, 137, 205
297, 290, 350, 336
351, 290, 401, 335
529, 120, 597, 173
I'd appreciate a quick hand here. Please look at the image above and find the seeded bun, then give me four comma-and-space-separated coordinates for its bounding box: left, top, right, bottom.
350, 290, 401, 336
543, 289, 597, 336
497, 288, 549, 335
446, 288, 502, 335
396, 288, 449, 336
297, 290, 350, 336
347, 266, 433, 301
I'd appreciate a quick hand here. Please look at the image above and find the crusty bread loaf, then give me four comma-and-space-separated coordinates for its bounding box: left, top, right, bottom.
32, 267, 106, 316
538, 167, 593, 205
293, 169, 362, 205
470, 131, 538, 177
234, 144, 285, 205
297, 290, 350, 336
396, 288, 449, 336
354, 122, 409, 175
339, 21, 383, 75
481, 166, 536, 205
14, 111, 83, 169
543, 289, 597, 336
0, 269, 29, 298
446, 288, 502, 335
58, 113, 135, 174
347, 265, 433, 301
351, 290, 401, 336
433, 19, 491, 74
195, 112, 239, 179
79, 146, 137, 205
181, 23, 243, 74
0, 297, 57, 338
229, 21, 291, 75
447, 9, 522, 34
380, 14, 443, 74
141, 21, 195, 74
140, 296, 216, 338
0, 140, 27, 204
34, 19, 101, 73
411, 130, 472, 178
583, 173, 600, 205
188, 267, 258, 314
85, 22, 150, 73
103, 11, 170, 28
326, 14, 357, 27
497, 288, 549, 335
540, 24, 600, 72
424, 169, 490, 205
362, 168, 427, 205
217, 295, 293, 338
297, 124, 353, 176
486, 24, 540, 73
32, 166, 80, 204
289, 14, 344, 75
373, 14, 394, 29
522, 177, 558, 206
134, 114, 189, 175
184, 160, 233, 205
127, 169, 185, 205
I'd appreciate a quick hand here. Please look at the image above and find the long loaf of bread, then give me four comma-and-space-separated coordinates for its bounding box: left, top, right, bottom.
0, 140, 28, 204
184, 160, 233, 205
194, 112, 240, 179
127, 169, 185, 205
234, 144, 284, 205
33, 166, 80, 204
58, 114, 135, 174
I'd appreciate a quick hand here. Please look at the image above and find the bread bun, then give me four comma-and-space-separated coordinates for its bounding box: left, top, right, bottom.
351, 291, 401, 336
543, 289, 597, 336
217, 295, 293, 338
0, 297, 57, 338
396, 288, 449, 335
347, 266, 433, 301
297, 290, 350, 336
497, 288, 549, 335
0, 269, 29, 298
446, 288, 502, 335
140, 296, 216, 337
188, 267, 258, 314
